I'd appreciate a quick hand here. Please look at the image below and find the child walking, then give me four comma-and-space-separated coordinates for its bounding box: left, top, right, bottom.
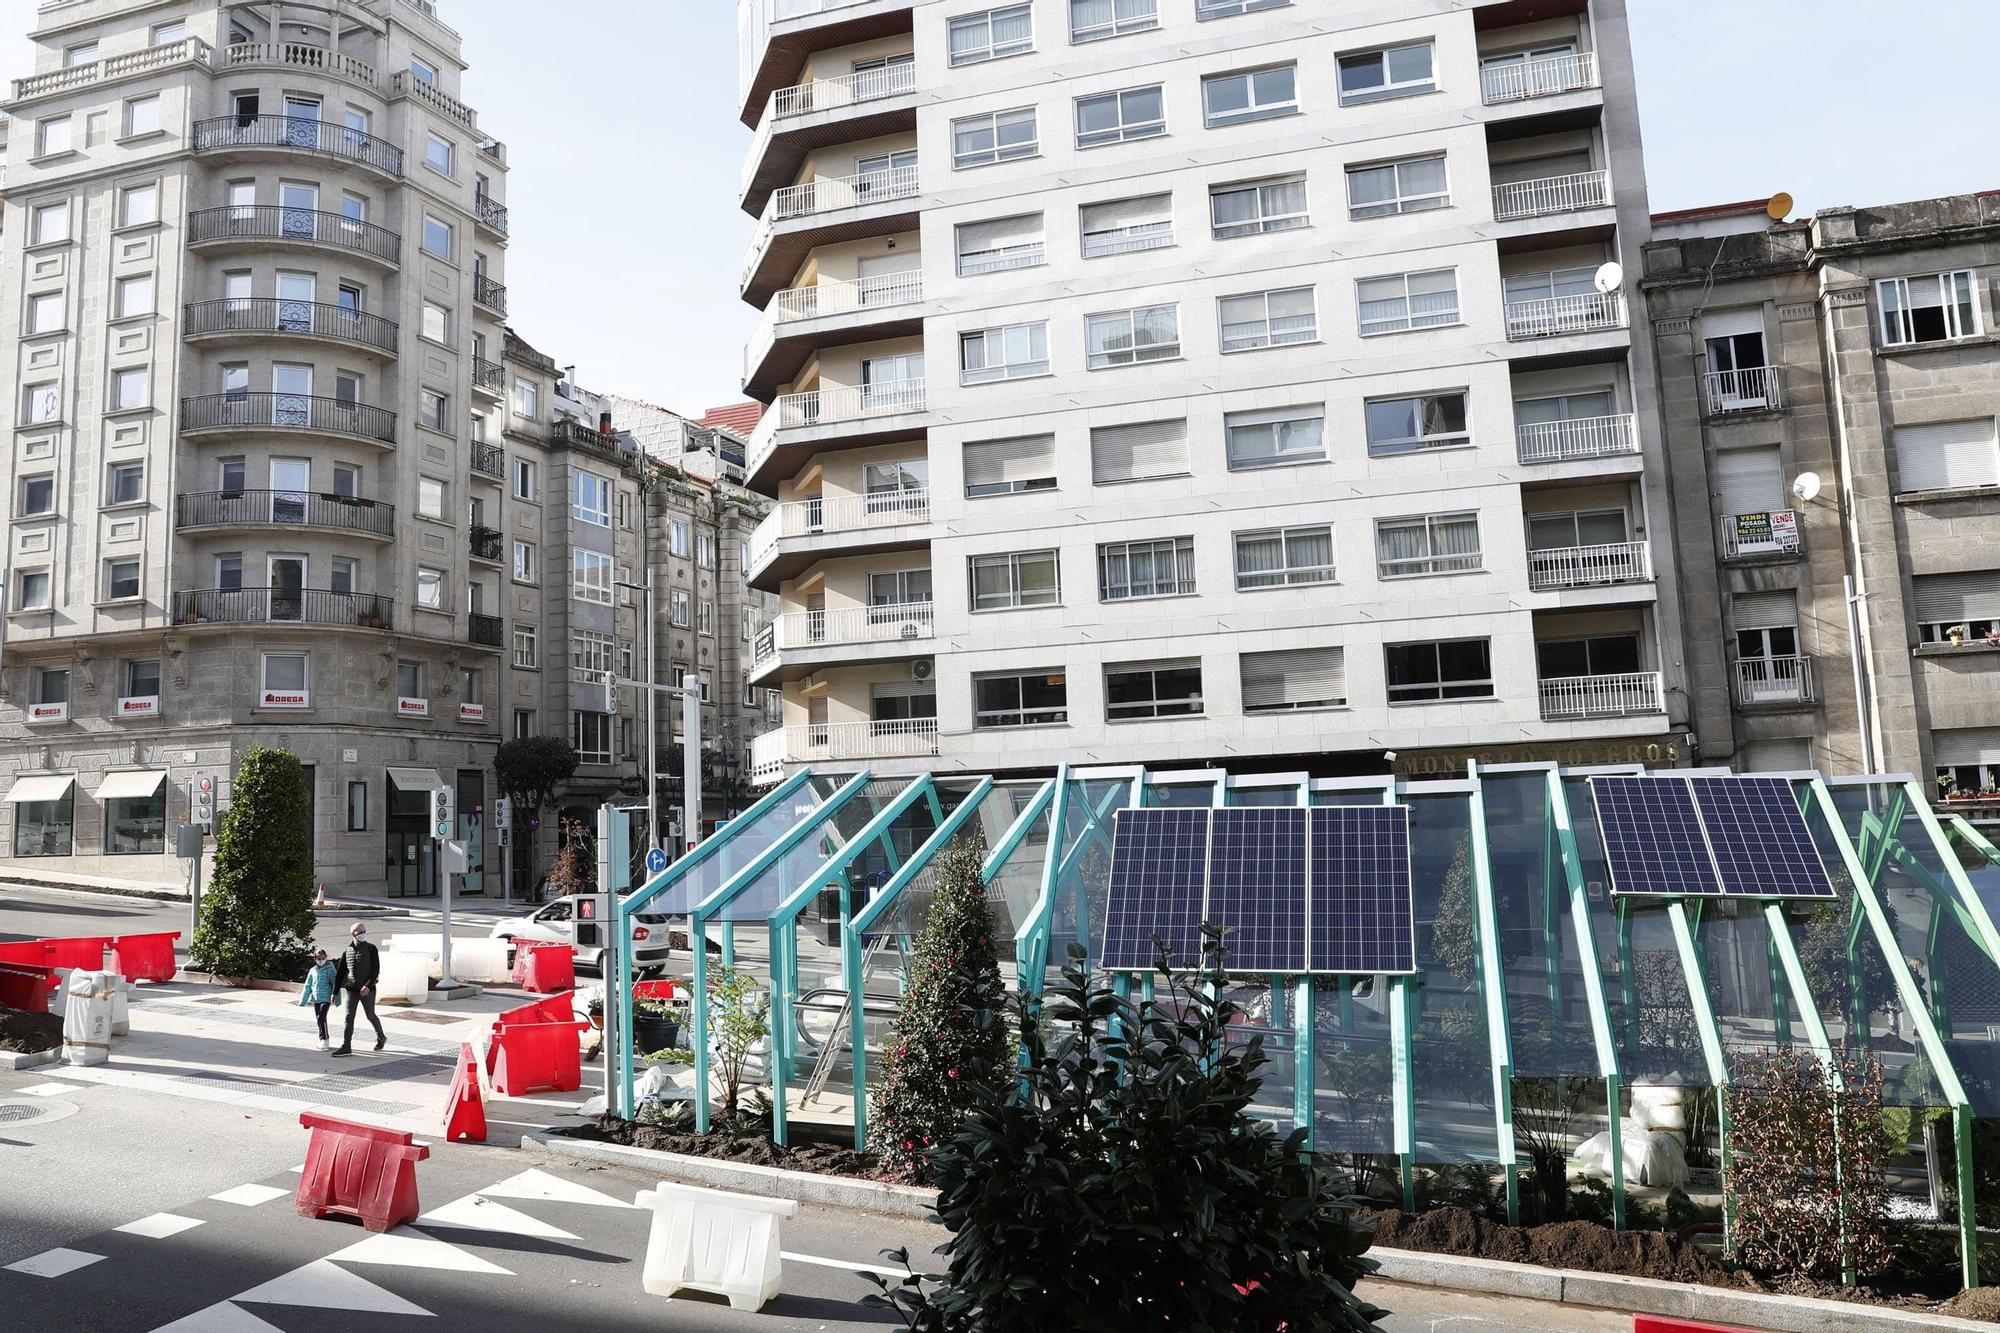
299, 948, 341, 1052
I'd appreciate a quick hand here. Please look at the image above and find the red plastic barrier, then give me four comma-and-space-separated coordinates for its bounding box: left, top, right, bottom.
633, 979, 678, 1003
0, 964, 58, 1012
43, 937, 113, 972
441, 1042, 486, 1143
487, 1018, 591, 1097
294, 1112, 430, 1233
520, 942, 574, 994
110, 932, 180, 984
498, 992, 574, 1027
1633, 1318, 1761, 1333
0, 940, 53, 967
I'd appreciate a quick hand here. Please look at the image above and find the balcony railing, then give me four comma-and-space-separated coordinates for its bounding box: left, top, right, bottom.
1515, 413, 1638, 463
474, 192, 510, 236
1492, 170, 1612, 221
469, 525, 503, 561
1480, 51, 1600, 105
176, 490, 395, 538
191, 114, 403, 176
750, 717, 939, 784
1527, 541, 1652, 590
13, 36, 210, 100
1736, 656, 1816, 707
784, 489, 930, 544
1504, 290, 1626, 341
472, 357, 506, 393
773, 165, 919, 223
552, 417, 625, 461
774, 270, 921, 323
776, 379, 926, 429
772, 59, 917, 120
473, 274, 508, 315
1705, 366, 1783, 415
218, 41, 377, 88
172, 587, 392, 629
390, 69, 476, 130
754, 602, 935, 665
181, 393, 397, 445
183, 298, 399, 353
470, 441, 505, 477
468, 613, 505, 648
1538, 671, 1664, 720
187, 205, 401, 265
1718, 510, 1803, 559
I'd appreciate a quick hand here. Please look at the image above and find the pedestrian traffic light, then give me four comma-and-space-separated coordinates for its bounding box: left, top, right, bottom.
430, 784, 455, 841
574, 893, 611, 950
190, 772, 217, 828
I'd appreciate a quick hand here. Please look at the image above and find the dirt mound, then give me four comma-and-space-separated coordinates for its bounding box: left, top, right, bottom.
562, 1114, 891, 1182
1943, 1286, 2000, 1323
1367, 1208, 1731, 1285
0, 1005, 62, 1054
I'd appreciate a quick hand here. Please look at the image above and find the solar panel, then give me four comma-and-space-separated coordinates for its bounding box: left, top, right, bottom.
1309, 807, 1417, 975
1097, 807, 1210, 971
1590, 776, 1721, 898
1206, 808, 1308, 973
1690, 776, 1837, 899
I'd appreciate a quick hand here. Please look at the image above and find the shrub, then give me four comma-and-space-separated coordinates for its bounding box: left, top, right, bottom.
189, 748, 316, 981
494, 735, 579, 820
545, 817, 595, 900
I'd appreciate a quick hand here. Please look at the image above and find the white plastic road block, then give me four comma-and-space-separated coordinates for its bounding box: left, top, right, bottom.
385, 933, 446, 977
635, 1180, 798, 1312
106, 973, 129, 1037
61, 970, 114, 1066
375, 951, 431, 1005
447, 937, 509, 983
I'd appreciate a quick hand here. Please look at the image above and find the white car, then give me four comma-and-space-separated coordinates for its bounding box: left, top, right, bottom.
490, 895, 673, 976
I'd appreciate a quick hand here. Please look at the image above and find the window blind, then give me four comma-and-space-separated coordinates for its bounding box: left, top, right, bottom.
1913, 571, 2000, 624
964, 434, 1055, 489
956, 213, 1043, 255
1090, 418, 1188, 483
1730, 589, 1797, 630
1240, 646, 1345, 711
1081, 194, 1171, 232
1894, 418, 1999, 493
1712, 445, 1784, 519
1934, 728, 2000, 767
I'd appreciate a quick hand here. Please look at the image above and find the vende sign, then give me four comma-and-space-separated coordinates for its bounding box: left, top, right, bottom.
397, 696, 429, 717
458, 702, 486, 723
116, 695, 160, 718
26, 701, 69, 723
260, 690, 310, 709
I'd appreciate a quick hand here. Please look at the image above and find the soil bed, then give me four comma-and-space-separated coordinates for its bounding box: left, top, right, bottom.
557, 1114, 898, 1183
0, 1005, 62, 1054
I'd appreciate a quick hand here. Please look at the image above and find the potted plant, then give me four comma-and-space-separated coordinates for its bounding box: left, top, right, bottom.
1940, 773, 1958, 800
1948, 624, 1968, 647
632, 989, 683, 1056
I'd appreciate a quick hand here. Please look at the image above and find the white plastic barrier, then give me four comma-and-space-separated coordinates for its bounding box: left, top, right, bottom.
61, 970, 114, 1066
447, 937, 509, 984
375, 951, 431, 1005
107, 973, 129, 1037
635, 1180, 797, 1312
385, 934, 446, 977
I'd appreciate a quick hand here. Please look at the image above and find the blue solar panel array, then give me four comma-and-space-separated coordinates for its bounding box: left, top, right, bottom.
1691, 776, 1836, 900
1207, 809, 1309, 973
1097, 808, 1210, 971
1590, 776, 1715, 897
1310, 807, 1417, 974
1588, 775, 1835, 900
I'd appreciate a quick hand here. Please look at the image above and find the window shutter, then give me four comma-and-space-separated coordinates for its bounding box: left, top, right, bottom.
1913, 571, 2000, 625
1490, 151, 1593, 186
956, 213, 1043, 256
1081, 194, 1171, 232
1090, 419, 1188, 483
1240, 646, 1345, 710
1935, 728, 2000, 767
1712, 445, 1784, 519
1894, 419, 1999, 493
1730, 590, 1797, 629
964, 434, 1054, 489
1698, 306, 1766, 341
1740, 738, 1811, 772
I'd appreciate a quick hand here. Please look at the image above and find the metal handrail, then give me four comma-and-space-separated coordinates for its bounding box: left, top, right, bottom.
187, 205, 401, 265
1704, 366, 1783, 415
473, 274, 508, 314
1480, 51, 1599, 105
780, 488, 929, 536
474, 192, 509, 234
772, 164, 919, 222
473, 358, 506, 393
1492, 169, 1611, 220
468, 612, 505, 647
191, 114, 403, 176
1537, 670, 1663, 719
772, 60, 917, 119
775, 379, 925, 429
182, 298, 398, 352
1503, 290, 1626, 340
176, 490, 395, 537
1515, 413, 1638, 463
757, 603, 936, 661
1735, 655, 1816, 706
180, 392, 396, 444
469, 525, 504, 560
1527, 540, 1651, 590
171, 587, 393, 629
471, 441, 506, 476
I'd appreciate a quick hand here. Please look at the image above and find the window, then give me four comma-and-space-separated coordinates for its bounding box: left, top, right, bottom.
511, 621, 538, 669
514, 379, 539, 419
1376, 512, 1482, 577
64, 43, 97, 67
418, 476, 446, 518
1098, 537, 1194, 600
19, 474, 55, 516
668, 520, 691, 557
108, 462, 144, 506
124, 96, 161, 138
112, 368, 149, 411
1236, 524, 1336, 590
670, 590, 691, 627
17, 786, 73, 859
37, 116, 73, 157
573, 472, 612, 526
1225, 405, 1326, 469
960, 322, 1049, 383
35, 669, 67, 708
1896, 419, 2000, 493
1528, 508, 1628, 552
964, 435, 1057, 497
573, 630, 616, 681
513, 710, 534, 739
105, 559, 140, 600
1080, 194, 1173, 258
1209, 176, 1308, 239
617, 492, 632, 530
1199, 0, 1290, 16
699, 601, 715, 636
1338, 43, 1436, 104
425, 134, 453, 174
513, 540, 537, 582
1076, 85, 1165, 148
262, 652, 308, 696
974, 671, 1068, 727
1086, 305, 1179, 368
1091, 419, 1188, 484
1387, 638, 1492, 702
1202, 65, 1298, 126
123, 659, 160, 702
512, 458, 538, 500
1241, 646, 1345, 712
347, 782, 368, 832
1071, 0, 1157, 41
395, 660, 425, 704
152, 21, 187, 45
28, 292, 63, 335
23, 382, 60, 424
970, 549, 1060, 610
952, 108, 1038, 168
16, 570, 50, 611
573, 550, 612, 604
1879, 272, 1982, 346
1347, 155, 1449, 218
119, 184, 159, 228
31, 202, 70, 246
574, 712, 612, 764
1365, 391, 1470, 455
421, 301, 450, 342
949, 5, 1033, 64
115, 274, 154, 319
422, 215, 452, 258
461, 667, 483, 708
410, 56, 439, 84
1219, 286, 1317, 351
956, 214, 1045, 276
1106, 660, 1203, 719
416, 567, 445, 609
1538, 634, 1641, 681
1357, 268, 1460, 335
419, 389, 449, 431
1913, 571, 2000, 644
697, 532, 716, 568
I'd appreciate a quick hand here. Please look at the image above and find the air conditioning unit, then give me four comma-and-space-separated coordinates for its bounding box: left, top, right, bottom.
911, 659, 934, 683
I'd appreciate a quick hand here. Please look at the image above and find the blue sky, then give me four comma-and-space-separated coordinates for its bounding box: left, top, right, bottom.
3, 1, 1994, 415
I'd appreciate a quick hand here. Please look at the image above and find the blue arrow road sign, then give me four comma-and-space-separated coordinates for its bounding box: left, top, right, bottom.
646, 847, 668, 876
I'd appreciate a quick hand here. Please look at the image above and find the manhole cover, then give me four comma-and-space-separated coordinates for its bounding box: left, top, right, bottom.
390, 1011, 461, 1025
0, 1102, 48, 1124
193, 996, 243, 1005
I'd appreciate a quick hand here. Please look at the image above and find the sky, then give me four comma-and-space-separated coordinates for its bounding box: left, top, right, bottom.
2, 0, 1995, 416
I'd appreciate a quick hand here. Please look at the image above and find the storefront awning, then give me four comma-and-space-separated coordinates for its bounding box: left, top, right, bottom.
4, 774, 75, 804
387, 767, 446, 793
95, 770, 167, 801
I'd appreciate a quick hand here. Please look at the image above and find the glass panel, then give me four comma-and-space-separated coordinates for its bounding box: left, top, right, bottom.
650, 776, 838, 914
1408, 792, 1502, 1162
1315, 974, 1397, 1153
1482, 773, 1603, 1077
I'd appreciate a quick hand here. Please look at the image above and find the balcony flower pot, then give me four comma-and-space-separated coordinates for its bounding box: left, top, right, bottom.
1948, 625, 1968, 647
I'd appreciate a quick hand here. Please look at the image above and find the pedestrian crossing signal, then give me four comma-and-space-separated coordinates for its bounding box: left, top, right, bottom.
191, 772, 217, 828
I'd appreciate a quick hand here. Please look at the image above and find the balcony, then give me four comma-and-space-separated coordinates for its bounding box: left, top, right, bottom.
779, 379, 923, 429
748, 488, 930, 587
470, 441, 505, 478
1527, 541, 1652, 591
1515, 413, 1638, 464
390, 69, 476, 131
751, 603, 934, 682
12, 35, 210, 101
187, 206, 401, 268
1718, 511, 1803, 560
745, 269, 925, 398
744, 59, 919, 216
749, 717, 938, 785
740, 0, 917, 127
1735, 656, 1816, 708
171, 587, 392, 630
1480, 51, 1600, 106
552, 417, 627, 464
469, 525, 503, 562
473, 192, 510, 237
1538, 671, 1664, 720
1704, 366, 1783, 416
182, 298, 398, 357
180, 393, 397, 448
215, 40, 378, 89
1492, 170, 1611, 221
1504, 291, 1626, 341
473, 358, 506, 396
467, 613, 505, 649
742, 164, 921, 304
751, 379, 927, 487
176, 490, 395, 540
191, 115, 403, 178
473, 274, 508, 316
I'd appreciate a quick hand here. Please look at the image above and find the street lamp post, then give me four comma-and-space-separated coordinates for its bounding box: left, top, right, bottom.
614, 572, 660, 856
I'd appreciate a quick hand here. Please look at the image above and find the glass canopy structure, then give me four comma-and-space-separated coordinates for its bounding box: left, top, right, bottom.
613, 763, 2000, 1289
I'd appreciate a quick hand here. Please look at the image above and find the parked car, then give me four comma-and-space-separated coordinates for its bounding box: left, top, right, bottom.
490, 895, 672, 976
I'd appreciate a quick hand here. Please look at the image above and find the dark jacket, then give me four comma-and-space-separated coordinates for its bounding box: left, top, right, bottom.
337, 938, 380, 991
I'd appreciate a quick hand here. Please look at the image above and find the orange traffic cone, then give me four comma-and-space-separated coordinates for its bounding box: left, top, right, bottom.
314, 883, 328, 909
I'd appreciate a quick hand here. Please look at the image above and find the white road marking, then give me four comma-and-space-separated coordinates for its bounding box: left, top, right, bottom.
781, 1250, 918, 1279
14, 1082, 81, 1097
480, 1167, 638, 1209
148, 1300, 287, 1332
417, 1193, 579, 1241
326, 1227, 514, 1276
5, 1247, 105, 1278
116, 1213, 206, 1240
208, 1183, 290, 1207
233, 1258, 433, 1316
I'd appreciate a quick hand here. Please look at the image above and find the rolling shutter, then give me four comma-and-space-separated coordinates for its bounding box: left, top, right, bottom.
1240, 647, 1346, 711
956, 213, 1041, 257
1894, 418, 1999, 493
1713, 445, 1783, 520
963, 435, 1054, 491
1933, 728, 2000, 768
1081, 194, 1171, 234
1740, 738, 1812, 773
1730, 589, 1797, 630
1090, 419, 1188, 483
1699, 306, 1766, 341
1912, 571, 2000, 625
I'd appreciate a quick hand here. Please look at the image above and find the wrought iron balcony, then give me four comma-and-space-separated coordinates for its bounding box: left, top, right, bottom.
191, 114, 403, 176
474, 192, 509, 236
473, 358, 505, 394
182, 298, 398, 354
470, 441, 505, 478
467, 612, 505, 648
473, 274, 507, 315
180, 393, 397, 445
469, 525, 503, 561
177, 489, 395, 538
187, 205, 400, 266
171, 587, 393, 629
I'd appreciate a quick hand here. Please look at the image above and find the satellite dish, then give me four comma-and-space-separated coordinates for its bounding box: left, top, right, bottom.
1592, 261, 1624, 294
1767, 192, 1794, 222
1791, 471, 1822, 504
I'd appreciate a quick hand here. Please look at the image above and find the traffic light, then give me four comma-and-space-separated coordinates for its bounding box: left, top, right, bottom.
190, 772, 217, 828
574, 893, 611, 950
430, 784, 455, 841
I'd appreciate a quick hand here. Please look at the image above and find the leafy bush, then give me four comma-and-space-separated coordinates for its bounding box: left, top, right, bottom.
494, 735, 578, 820
190, 748, 316, 981
1568, 1175, 1615, 1227
545, 817, 595, 900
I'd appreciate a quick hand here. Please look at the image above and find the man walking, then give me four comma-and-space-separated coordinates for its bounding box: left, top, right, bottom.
332, 921, 387, 1057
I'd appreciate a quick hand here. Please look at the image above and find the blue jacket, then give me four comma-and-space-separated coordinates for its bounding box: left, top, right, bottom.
298, 960, 341, 1007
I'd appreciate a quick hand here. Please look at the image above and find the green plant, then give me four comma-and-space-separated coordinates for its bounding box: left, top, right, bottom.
1412, 1163, 1504, 1219
1568, 1175, 1615, 1227
190, 748, 317, 982
493, 735, 579, 826
1682, 1086, 1719, 1170
869, 837, 1008, 1182
859, 934, 1388, 1331
701, 965, 771, 1129
1514, 1076, 1592, 1224
1665, 1185, 1720, 1233
1430, 837, 1478, 985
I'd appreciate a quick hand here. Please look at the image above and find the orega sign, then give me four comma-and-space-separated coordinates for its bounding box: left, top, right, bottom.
1395, 737, 1684, 779
259, 689, 310, 709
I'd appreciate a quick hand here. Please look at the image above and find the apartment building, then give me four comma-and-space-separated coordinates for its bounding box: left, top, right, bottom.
610, 392, 751, 483
1643, 192, 2000, 804
0, 0, 518, 893
735, 0, 1689, 786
